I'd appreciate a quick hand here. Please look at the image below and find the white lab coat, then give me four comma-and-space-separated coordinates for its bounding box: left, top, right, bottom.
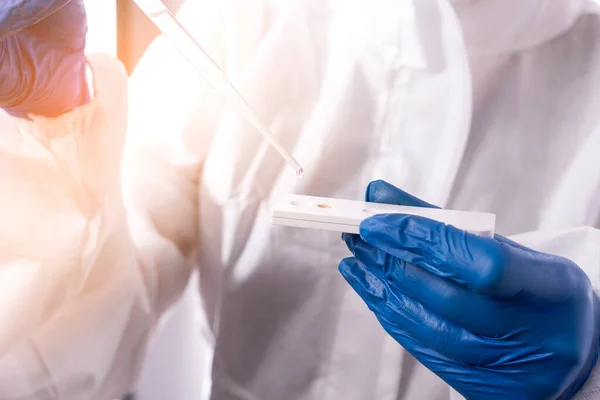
124, 0, 600, 399
0, 54, 157, 399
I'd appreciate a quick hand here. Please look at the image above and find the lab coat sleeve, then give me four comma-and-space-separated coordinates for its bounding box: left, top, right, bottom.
508, 227, 600, 399
121, 0, 242, 318
121, 32, 220, 317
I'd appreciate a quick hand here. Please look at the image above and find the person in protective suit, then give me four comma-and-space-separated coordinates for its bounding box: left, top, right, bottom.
2, 1, 600, 400
127, 1, 600, 399
0, 1, 155, 398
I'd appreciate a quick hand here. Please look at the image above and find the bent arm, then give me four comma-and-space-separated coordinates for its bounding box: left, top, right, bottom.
122, 0, 284, 318
121, 31, 220, 317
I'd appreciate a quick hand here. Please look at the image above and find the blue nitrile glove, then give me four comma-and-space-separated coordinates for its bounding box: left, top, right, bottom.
0, 0, 89, 117
340, 180, 600, 400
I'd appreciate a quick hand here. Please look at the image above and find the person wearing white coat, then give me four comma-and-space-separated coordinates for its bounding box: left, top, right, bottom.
1, 0, 599, 398
124, 0, 600, 399
0, 1, 159, 398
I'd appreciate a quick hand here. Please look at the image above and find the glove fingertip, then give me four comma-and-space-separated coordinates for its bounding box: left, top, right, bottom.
338, 257, 361, 287
341, 232, 354, 244
366, 180, 402, 203
359, 216, 380, 241
365, 180, 386, 201
359, 214, 403, 241
339, 257, 388, 302
365, 180, 437, 209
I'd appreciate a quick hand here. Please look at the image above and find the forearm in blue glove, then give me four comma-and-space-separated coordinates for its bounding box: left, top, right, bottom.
340, 180, 600, 400
0, 0, 89, 117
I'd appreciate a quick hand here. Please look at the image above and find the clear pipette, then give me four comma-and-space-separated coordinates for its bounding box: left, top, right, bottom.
132, 0, 304, 178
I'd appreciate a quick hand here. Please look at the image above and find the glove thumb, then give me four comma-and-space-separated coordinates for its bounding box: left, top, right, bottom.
365, 180, 438, 208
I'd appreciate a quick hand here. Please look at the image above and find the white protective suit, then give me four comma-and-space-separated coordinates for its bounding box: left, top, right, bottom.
124, 0, 600, 399
0, 55, 157, 399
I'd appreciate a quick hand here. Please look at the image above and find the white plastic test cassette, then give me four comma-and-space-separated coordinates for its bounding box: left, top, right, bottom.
271, 194, 496, 237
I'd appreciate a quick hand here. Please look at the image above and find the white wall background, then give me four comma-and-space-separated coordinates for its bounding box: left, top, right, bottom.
84, 0, 117, 56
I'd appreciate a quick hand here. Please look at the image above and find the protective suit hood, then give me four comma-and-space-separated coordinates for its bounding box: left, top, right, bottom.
450, 0, 588, 57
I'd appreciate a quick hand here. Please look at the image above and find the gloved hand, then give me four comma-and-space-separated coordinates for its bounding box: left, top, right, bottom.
0, 0, 89, 117
340, 180, 600, 400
